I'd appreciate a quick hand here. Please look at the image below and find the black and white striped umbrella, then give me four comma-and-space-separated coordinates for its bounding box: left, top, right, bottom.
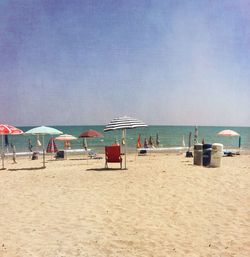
104, 116, 147, 169
104, 116, 147, 131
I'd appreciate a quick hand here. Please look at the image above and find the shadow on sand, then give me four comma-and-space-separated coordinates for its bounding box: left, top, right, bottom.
7, 166, 46, 171
86, 167, 125, 172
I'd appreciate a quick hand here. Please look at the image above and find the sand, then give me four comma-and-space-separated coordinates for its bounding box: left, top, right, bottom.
0, 152, 249, 257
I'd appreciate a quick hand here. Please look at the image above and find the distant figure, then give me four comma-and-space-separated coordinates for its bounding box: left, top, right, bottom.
10, 143, 17, 164
28, 139, 33, 152
64, 140, 71, 149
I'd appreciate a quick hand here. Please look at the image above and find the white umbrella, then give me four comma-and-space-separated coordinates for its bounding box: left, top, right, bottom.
25, 126, 63, 168
218, 129, 240, 151
55, 134, 77, 141
104, 116, 147, 169
55, 134, 77, 149
218, 130, 240, 137
217, 129, 241, 148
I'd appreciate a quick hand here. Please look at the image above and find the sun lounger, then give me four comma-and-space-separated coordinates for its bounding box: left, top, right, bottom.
88, 150, 103, 159
223, 149, 240, 157
138, 147, 188, 153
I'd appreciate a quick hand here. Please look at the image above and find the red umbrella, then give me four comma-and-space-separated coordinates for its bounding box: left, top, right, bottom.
79, 129, 103, 150
0, 124, 23, 135
46, 137, 58, 153
0, 124, 23, 169
79, 129, 103, 138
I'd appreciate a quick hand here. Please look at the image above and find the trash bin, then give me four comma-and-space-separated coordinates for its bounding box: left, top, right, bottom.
55, 150, 64, 159
203, 144, 212, 166
193, 143, 203, 165
210, 143, 223, 167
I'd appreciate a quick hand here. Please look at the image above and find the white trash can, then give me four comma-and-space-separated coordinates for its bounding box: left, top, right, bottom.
210, 143, 223, 167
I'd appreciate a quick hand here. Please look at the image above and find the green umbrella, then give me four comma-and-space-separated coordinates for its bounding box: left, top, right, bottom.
25, 126, 63, 168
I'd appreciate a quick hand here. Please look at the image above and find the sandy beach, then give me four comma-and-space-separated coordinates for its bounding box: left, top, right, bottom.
0, 152, 249, 257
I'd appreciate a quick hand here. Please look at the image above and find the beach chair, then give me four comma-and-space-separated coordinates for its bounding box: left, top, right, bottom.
88, 150, 103, 159
105, 145, 122, 169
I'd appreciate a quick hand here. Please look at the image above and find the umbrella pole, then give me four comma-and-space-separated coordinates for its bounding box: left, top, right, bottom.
124, 129, 127, 169
1, 134, 4, 169
43, 135, 45, 168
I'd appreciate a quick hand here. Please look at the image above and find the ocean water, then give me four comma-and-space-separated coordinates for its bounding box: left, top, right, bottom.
3, 125, 250, 153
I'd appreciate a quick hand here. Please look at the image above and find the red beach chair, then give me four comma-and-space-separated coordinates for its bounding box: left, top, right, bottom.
105, 145, 122, 169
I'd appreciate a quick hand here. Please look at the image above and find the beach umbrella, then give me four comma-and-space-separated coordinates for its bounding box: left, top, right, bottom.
55, 134, 77, 149
0, 124, 23, 169
137, 134, 142, 148
218, 129, 240, 150
217, 129, 240, 137
185, 132, 193, 157
148, 136, 154, 147
55, 134, 78, 141
79, 129, 103, 150
46, 137, 58, 153
182, 135, 185, 147
79, 129, 103, 138
25, 126, 63, 168
156, 133, 160, 147
104, 116, 147, 169
194, 126, 198, 144
188, 132, 192, 150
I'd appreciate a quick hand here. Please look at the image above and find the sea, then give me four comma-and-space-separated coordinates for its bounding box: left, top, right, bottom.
3, 125, 250, 154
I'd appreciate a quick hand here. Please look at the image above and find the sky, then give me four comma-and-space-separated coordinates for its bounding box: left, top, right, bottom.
0, 0, 250, 126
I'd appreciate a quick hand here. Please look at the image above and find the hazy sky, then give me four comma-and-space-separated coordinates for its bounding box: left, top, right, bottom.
1, 0, 250, 126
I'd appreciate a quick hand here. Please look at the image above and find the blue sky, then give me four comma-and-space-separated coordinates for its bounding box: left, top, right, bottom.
0, 0, 250, 126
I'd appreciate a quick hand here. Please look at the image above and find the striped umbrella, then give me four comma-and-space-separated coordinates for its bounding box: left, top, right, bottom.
46, 137, 58, 153
104, 116, 147, 169
194, 126, 198, 144
137, 134, 142, 148
104, 116, 147, 131
0, 124, 23, 169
